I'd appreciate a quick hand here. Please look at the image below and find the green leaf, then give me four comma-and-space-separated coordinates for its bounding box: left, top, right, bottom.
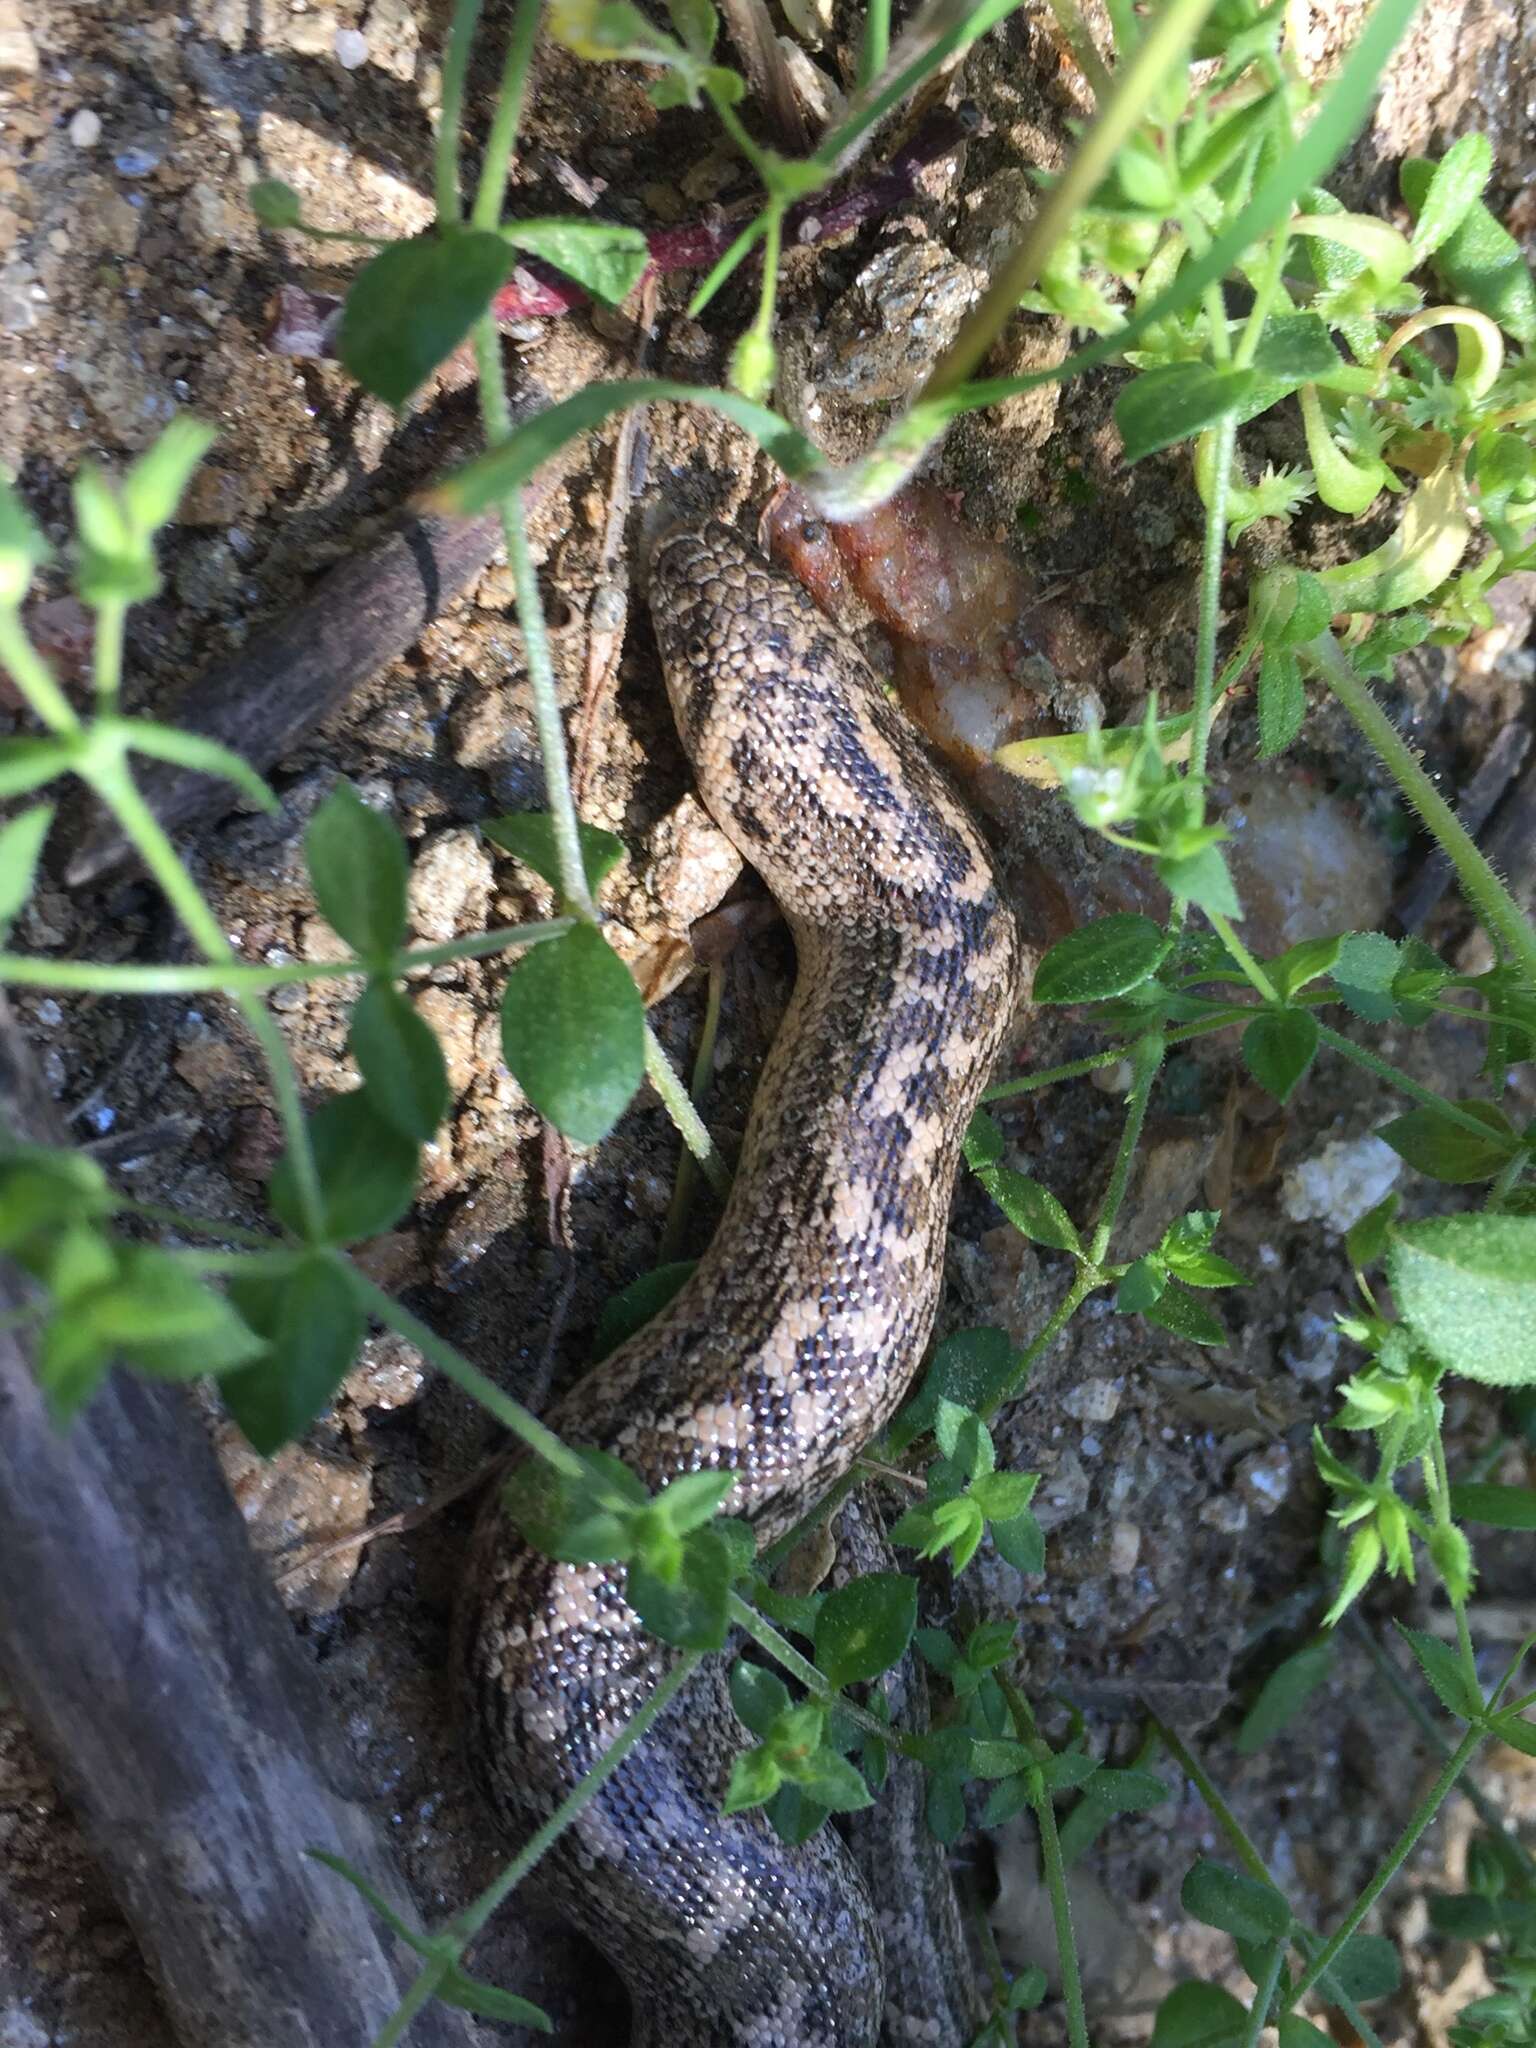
1034, 1750, 1101, 1792
1278, 2020, 1334, 2048
972, 1470, 1040, 1524
1145, 1281, 1227, 1347
1083, 1766, 1170, 1811
121, 416, 219, 535
1236, 1638, 1333, 1753
628, 1521, 738, 1649
1257, 645, 1305, 756
593, 1260, 697, 1360
1377, 1101, 1519, 1184
1242, 1008, 1318, 1104
991, 1506, 1045, 1573
982, 1168, 1081, 1253
963, 1109, 1004, 1170
305, 782, 409, 959
729, 1659, 792, 1738
1332, 930, 1401, 1021
349, 981, 451, 1142
1034, 914, 1170, 1004
86, 1246, 267, 1382
791, 1748, 873, 1812
1316, 1932, 1401, 2003
889, 1326, 1018, 1451
223, 1253, 365, 1454
1249, 310, 1344, 384
1181, 1859, 1292, 1943
125, 721, 279, 816
1116, 1255, 1167, 1314
1402, 156, 1536, 342
1390, 1213, 1536, 1385
722, 1743, 783, 1813
0, 804, 54, 925
653, 1467, 738, 1535
500, 923, 644, 1146
503, 1444, 643, 1563
1345, 1192, 1399, 1269
1116, 362, 1257, 464
248, 178, 304, 228
1159, 841, 1241, 918
815, 1572, 918, 1690
0, 477, 52, 604
434, 1965, 554, 2028
1151, 1981, 1249, 2048
269, 1089, 418, 1244
1448, 1481, 1536, 1531
339, 230, 517, 408
482, 812, 626, 898
1489, 1709, 1536, 1757
0, 739, 74, 801
1395, 1621, 1484, 1721
502, 219, 650, 306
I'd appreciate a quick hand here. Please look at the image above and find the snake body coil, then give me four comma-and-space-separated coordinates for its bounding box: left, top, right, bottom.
461, 522, 1023, 2044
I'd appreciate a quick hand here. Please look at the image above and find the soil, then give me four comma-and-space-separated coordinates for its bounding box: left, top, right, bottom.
1, 2, 1534, 2045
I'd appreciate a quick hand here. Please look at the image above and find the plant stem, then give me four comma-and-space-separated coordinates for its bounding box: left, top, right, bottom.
87, 753, 327, 1242
659, 960, 724, 1262
1088, 1031, 1164, 1265
1241, 1941, 1287, 2048
1314, 1023, 1515, 1141
646, 1024, 730, 1196
1284, 1724, 1485, 2011
1487, 1148, 1528, 1209
856, 0, 892, 91
1305, 629, 1536, 989
1190, 413, 1235, 786
434, 0, 485, 224
0, 920, 572, 995
1003, 1681, 1090, 2048
1424, 1423, 1480, 1690
1208, 911, 1279, 1003
348, 1267, 586, 1479
91, 599, 127, 712
469, 0, 544, 232
0, 609, 82, 736
728, 1594, 909, 1750
981, 1007, 1257, 1101
375, 1649, 702, 2047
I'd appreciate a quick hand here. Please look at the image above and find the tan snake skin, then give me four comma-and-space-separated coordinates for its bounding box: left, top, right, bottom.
460, 521, 1024, 2044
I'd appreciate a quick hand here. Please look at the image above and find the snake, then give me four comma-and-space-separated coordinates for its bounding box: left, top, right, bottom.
459, 517, 1024, 2045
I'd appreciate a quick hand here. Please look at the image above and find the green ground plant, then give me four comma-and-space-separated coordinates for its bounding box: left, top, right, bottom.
1, 0, 1535, 2041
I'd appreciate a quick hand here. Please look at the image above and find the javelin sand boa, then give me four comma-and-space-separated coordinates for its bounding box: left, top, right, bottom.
460, 521, 1023, 2044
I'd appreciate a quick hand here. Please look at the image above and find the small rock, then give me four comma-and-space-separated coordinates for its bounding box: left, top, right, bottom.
180, 463, 247, 526
173, 534, 239, 612
114, 147, 161, 179
343, 1329, 425, 1413
1062, 1376, 1121, 1425
0, 0, 38, 76
226, 1103, 282, 1183
364, 0, 418, 79
334, 25, 368, 65
815, 238, 985, 403
221, 1433, 372, 1616
68, 108, 102, 147
1236, 1443, 1293, 1514
1281, 1134, 1401, 1232
1282, 1302, 1343, 1385
408, 826, 493, 943
1035, 1451, 1090, 1531
1199, 1494, 1249, 1535
1108, 1521, 1141, 1575
179, 179, 231, 248
414, 985, 478, 1097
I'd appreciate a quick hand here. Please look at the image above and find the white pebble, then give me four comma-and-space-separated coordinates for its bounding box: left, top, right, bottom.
69, 108, 102, 147
334, 26, 368, 65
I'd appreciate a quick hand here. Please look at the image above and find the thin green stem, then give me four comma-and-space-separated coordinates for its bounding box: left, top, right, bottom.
1088, 1031, 1164, 1265
91, 599, 127, 713
435, 0, 484, 224
646, 1024, 730, 1197
0, 609, 82, 736
375, 1650, 702, 2047
659, 960, 724, 1263
86, 754, 327, 1242
1240, 1941, 1287, 2048
372, 1965, 452, 2048
1208, 911, 1279, 1003
348, 1267, 586, 1480
1425, 1425, 1479, 1690
1305, 629, 1536, 989
856, 0, 892, 92
1345, 1612, 1536, 1880
1004, 1681, 1090, 2048
981, 1008, 1257, 1102
1285, 1724, 1486, 2010
1487, 1149, 1528, 1209
0, 920, 572, 995
711, 90, 778, 185
728, 1594, 907, 1750
472, 323, 596, 922
1190, 413, 1235, 787
1315, 1023, 1515, 1141
469, 0, 544, 232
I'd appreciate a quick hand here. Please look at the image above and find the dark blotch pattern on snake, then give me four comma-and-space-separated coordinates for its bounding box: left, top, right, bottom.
459, 521, 1024, 2045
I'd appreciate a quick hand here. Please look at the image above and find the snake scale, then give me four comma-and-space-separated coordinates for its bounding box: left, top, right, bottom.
460, 518, 1024, 2044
